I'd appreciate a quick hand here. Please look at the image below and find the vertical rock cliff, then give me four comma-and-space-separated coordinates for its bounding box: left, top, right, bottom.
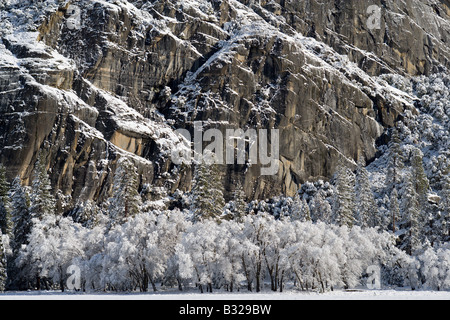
0, 0, 449, 208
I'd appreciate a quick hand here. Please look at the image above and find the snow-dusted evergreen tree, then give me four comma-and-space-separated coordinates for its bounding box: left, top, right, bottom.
400, 171, 422, 255
411, 147, 430, 204
70, 200, 99, 228
209, 161, 225, 219
190, 151, 225, 222
191, 162, 212, 222
355, 159, 378, 228
411, 147, 432, 242
10, 177, 31, 254
440, 173, 449, 242
300, 199, 311, 222
0, 231, 6, 292
390, 188, 400, 233
232, 179, 247, 222
0, 165, 7, 196
108, 158, 142, 227
0, 164, 12, 237
30, 154, 56, 220
310, 192, 332, 223
290, 192, 302, 221
385, 127, 404, 193
333, 161, 356, 228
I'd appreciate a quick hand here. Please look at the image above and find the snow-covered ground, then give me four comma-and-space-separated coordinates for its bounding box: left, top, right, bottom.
0, 289, 449, 300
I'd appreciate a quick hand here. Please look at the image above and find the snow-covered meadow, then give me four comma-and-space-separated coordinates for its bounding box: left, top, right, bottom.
1, 288, 449, 300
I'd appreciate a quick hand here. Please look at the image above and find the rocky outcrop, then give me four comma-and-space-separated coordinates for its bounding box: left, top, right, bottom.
0, 0, 449, 207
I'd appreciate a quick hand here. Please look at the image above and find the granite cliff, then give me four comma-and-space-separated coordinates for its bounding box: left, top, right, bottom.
0, 0, 449, 209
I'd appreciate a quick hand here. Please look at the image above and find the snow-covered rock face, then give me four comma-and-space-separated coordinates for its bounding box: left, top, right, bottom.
0, 0, 449, 206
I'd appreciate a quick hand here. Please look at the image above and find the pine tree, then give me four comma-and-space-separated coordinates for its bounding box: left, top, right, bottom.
191, 151, 225, 222
310, 192, 332, 224
0, 164, 12, 237
30, 154, 56, 220
290, 192, 303, 221
109, 158, 142, 226
411, 147, 430, 204
390, 188, 400, 233
355, 159, 378, 228
300, 199, 312, 222
411, 147, 431, 242
440, 173, 449, 242
232, 180, 247, 222
333, 161, 356, 228
209, 161, 226, 219
411, 147, 430, 200
10, 177, 31, 254
8, 177, 32, 291
385, 127, 405, 194
0, 231, 6, 292
0, 164, 8, 202
400, 171, 422, 255
70, 200, 100, 228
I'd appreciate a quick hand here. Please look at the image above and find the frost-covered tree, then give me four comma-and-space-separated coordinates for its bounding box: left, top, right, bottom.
17, 216, 86, 291
157, 210, 191, 290
108, 158, 142, 227
355, 159, 378, 228
178, 220, 221, 293
417, 244, 450, 291
99, 210, 190, 292
30, 154, 56, 220
216, 220, 246, 292
102, 213, 160, 292
5, 206, 434, 293
240, 214, 273, 292
333, 162, 356, 228
262, 219, 294, 292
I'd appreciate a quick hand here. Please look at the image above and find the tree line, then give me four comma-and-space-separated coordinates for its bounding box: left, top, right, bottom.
0, 143, 449, 292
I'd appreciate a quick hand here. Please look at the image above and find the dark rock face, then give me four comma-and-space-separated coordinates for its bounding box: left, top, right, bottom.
0, 0, 449, 206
